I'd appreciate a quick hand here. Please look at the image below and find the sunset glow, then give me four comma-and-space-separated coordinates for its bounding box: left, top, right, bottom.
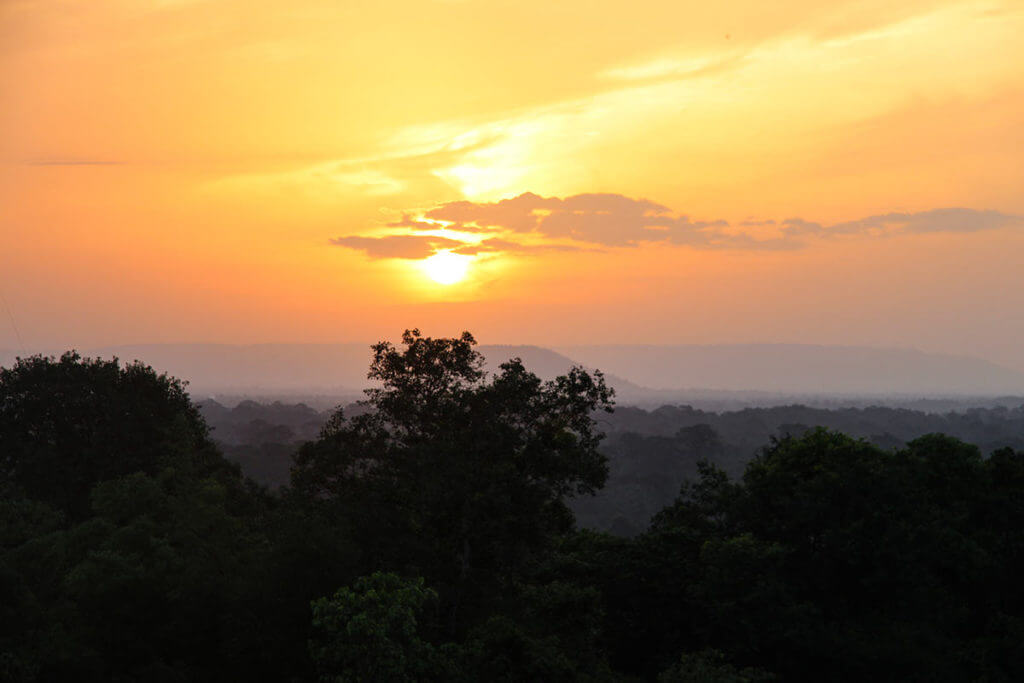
8, 3, 1024, 674
1, 0, 1023, 370
421, 250, 472, 286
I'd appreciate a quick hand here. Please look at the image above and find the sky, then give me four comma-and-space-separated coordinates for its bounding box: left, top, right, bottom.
2, 0, 1023, 369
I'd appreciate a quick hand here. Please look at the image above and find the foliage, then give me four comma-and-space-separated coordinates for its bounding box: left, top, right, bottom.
0, 352, 233, 520
625, 429, 1024, 681
207, 398, 1024, 535
657, 650, 774, 683
0, 353, 275, 681
291, 329, 613, 633
6, 338, 1024, 681
309, 572, 453, 683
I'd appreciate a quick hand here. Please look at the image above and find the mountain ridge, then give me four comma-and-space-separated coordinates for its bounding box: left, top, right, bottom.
2, 342, 1023, 398
557, 343, 1024, 395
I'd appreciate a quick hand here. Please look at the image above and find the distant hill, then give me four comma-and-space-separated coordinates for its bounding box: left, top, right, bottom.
557, 344, 1024, 395
0, 343, 638, 398
3, 342, 1023, 401
475, 344, 644, 392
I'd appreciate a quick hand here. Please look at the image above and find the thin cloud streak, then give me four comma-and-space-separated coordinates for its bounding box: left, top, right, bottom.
829, 208, 1024, 235
452, 238, 592, 256
21, 160, 124, 166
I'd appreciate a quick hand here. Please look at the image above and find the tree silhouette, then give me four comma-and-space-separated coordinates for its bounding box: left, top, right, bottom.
292, 329, 613, 633
0, 352, 232, 520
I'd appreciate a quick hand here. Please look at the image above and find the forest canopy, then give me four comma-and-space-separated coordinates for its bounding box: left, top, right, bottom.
2, 332, 1024, 681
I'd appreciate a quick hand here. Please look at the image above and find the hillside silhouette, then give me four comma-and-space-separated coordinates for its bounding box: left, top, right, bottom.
560, 343, 1024, 394
3, 342, 1022, 399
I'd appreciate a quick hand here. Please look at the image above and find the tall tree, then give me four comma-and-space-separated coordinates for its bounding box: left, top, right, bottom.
291, 329, 613, 633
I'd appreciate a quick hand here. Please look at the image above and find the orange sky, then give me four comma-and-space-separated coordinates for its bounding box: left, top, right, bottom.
2, 0, 1023, 368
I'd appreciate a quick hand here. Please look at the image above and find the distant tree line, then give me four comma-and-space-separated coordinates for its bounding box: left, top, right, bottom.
204, 394, 1024, 536
3, 331, 1024, 681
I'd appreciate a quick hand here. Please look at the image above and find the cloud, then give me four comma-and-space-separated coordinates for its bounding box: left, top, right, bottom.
334, 194, 1022, 261
385, 214, 438, 230
780, 217, 824, 236
329, 234, 464, 259
424, 192, 731, 247
424, 192, 557, 233
331, 233, 590, 260
23, 159, 122, 166
452, 238, 590, 256
600, 53, 748, 84
771, 208, 1023, 239
385, 213, 501, 234
539, 194, 682, 245
828, 208, 1022, 235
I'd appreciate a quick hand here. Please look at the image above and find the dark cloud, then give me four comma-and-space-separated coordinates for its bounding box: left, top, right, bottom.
329, 234, 464, 259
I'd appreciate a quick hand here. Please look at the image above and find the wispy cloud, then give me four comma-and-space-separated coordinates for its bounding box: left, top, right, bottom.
385, 213, 501, 234
199, 0, 1021, 210
600, 53, 748, 83
452, 238, 591, 256
22, 159, 123, 166
829, 208, 1022, 235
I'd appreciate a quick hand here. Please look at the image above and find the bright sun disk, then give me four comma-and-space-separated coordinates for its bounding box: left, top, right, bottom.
421, 249, 471, 285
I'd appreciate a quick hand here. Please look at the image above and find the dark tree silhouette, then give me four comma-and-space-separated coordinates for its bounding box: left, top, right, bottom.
0, 352, 232, 520
292, 329, 613, 633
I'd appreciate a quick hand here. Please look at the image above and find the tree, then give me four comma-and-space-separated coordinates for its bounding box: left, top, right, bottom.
639, 429, 1024, 681
0, 469, 275, 682
0, 352, 232, 520
309, 572, 452, 683
658, 650, 774, 683
0, 353, 277, 681
291, 329, 613, 633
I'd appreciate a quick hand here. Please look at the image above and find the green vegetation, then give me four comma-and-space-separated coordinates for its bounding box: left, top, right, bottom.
3, 333, 1024, 681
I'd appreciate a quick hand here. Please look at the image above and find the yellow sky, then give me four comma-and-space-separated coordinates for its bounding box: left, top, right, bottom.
2, 0, 1023, 368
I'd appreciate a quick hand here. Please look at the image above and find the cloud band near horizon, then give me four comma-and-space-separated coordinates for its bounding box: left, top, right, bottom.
330, 192, 1023, 259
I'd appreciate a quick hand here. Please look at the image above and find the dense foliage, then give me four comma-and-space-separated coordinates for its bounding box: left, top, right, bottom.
206, 395, 1024, 535
3, 334, 1024, 681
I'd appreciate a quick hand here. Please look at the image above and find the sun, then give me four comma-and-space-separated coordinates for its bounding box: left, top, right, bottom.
421, 250, 472, 285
